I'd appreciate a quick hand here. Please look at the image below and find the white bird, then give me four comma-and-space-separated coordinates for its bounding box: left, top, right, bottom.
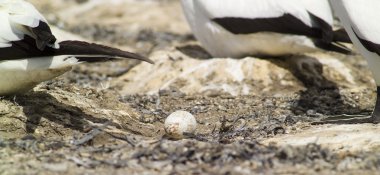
180, 0, 351, 58
0, 0, 153, 96
330, 0, 380, 123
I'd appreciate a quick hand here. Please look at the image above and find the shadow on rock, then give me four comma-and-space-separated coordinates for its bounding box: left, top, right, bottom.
178, 44, 363, 117
12, 91, 109, 133
176, 44, 212, 60
269, 55, 362, 116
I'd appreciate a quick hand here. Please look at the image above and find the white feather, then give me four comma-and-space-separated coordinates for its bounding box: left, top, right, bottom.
181, 0, 335, 57
0, 55, 80, 95
0, 56, 79, 71
330, 0, 380, 43
330, 0, 380, 85
195, 0, 333, 26
0, 0, 50, 46
0, 11, 23, 43
0, 0, 78, 95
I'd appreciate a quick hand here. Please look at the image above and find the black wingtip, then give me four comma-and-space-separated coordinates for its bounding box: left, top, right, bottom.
113, 49, 154, 64
56, 40, 154, 64
131, 53, 155, 64
314, 41, 352, 54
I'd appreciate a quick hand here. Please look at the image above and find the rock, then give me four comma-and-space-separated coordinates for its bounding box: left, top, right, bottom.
0, 86, 160, 139
114, 49, 373, 96
262, 124, 380, 153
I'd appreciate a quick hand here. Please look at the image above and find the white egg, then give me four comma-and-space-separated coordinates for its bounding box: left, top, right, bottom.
164, 110, 197, 139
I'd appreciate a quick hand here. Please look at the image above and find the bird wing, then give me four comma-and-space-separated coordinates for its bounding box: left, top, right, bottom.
0, 0, 153, 63
194, 0, 333, 39
0, 0, 57, 59
335, 0, 380, 55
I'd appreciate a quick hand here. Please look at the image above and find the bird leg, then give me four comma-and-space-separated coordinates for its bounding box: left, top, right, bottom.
371, 86, 380, 124
312, 87, 380, 124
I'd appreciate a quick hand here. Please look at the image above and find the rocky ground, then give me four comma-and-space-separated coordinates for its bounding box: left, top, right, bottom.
1, 0, 380, 174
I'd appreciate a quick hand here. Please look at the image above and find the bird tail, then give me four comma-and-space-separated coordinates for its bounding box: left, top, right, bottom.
55, 40, 154, 64
314, 40, 352, 54
332, 28, 352, 43
314, 28, 353, 54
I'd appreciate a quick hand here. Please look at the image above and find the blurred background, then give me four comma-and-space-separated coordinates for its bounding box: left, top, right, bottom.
29, 0, 190, 55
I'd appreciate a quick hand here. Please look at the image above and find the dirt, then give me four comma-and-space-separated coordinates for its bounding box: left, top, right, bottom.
1, 0, 380, 174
